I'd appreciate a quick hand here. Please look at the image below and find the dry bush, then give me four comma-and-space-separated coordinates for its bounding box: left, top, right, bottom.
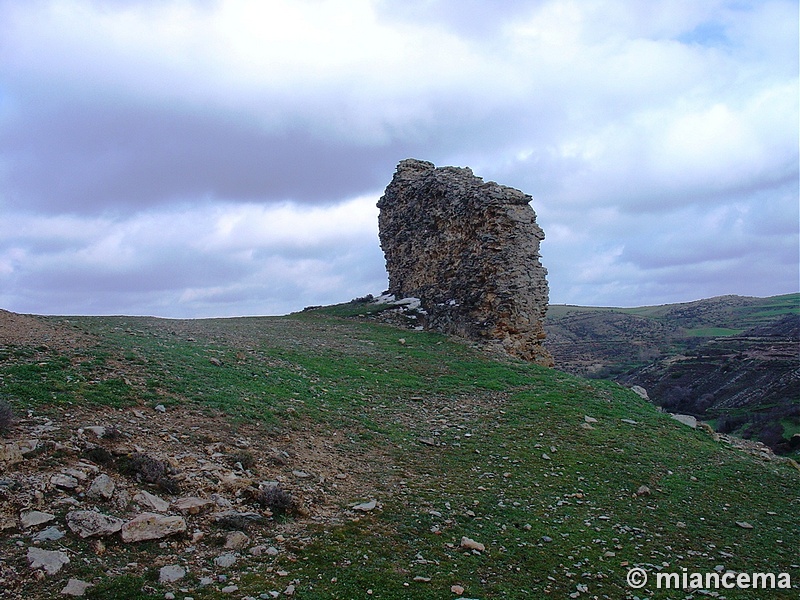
254, 484, 296, 515
0, 400, 13, 434
118, 452, 181, 494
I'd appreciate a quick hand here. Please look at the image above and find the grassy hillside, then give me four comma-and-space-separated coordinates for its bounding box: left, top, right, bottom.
545, 293, 800, 376
0, 302, 798, 599
547, 293, 800, 326
545, 294, 800, 454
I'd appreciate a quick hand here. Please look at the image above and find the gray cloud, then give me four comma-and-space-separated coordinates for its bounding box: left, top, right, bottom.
1, 96, 414, 212
0, 0, 796, 316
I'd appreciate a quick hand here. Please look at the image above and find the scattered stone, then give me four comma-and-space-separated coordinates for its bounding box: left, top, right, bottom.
154, 404, 166, 413
212, 510, 264, 529
86, 473, 115, 500
221, 585, 239, 593
84, 426, 107, 438
63, 467, 89, 481
621, 419, 638, 425
50, 473, 79, 489
224, 531, 250, 550
736, 521, 754, 529
460, 537, 485, 552
418, 437, 436, 447
27, 547, 70, 575
413, 576, 431, 582
159, 564, 186, 583
34, 526, 66, 541
134, 490, 170, 512
61, 578, 93, 596
121, 513, 187, 542
209, 357, 223, 367
212, 493, 234, 509
214, 553, 238, 568
0, 441, 24, 464
451, 584, 465, 595
20, 510, 56, 529
671, 414, 697, 429
352, 499, 378, 512
584, 416, 598, 423
630, 386, 649, 400
291, 470, 311, 479
636, 485, 651, 496
283, 584, 296, 596
66, 510, 124, 538
174, 497, 214, 515
18, 438, 41, 455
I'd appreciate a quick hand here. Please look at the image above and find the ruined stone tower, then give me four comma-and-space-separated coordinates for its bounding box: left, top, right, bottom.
377, 159, 553, 366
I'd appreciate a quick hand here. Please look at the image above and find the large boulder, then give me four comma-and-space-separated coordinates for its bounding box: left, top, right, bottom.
377, 159, 553, 366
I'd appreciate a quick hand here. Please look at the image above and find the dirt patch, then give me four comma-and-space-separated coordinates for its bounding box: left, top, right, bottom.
0, 310, 92, 352
0, 399, 396, 599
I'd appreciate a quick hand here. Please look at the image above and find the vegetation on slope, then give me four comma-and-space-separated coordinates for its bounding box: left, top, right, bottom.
0, 302, 798, 599
545, 294, 800, 454
545, 293, 800, 376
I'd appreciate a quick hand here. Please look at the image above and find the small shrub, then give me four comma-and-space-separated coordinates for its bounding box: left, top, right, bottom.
84, 446, 115, 465
227, 450, 255, 470
254, 484, 295, 515
102, 426, 124, 440
118, 452, 181, 494
85, 575, 160, 600
0, 400, 13, 434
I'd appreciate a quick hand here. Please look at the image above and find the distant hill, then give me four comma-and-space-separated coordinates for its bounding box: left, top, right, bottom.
544, 293, 800, 453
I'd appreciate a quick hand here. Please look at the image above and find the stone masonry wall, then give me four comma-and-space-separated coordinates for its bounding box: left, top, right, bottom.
377, 159, 553, 366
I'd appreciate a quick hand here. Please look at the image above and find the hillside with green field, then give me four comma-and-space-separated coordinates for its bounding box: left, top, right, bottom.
545, 294, 800, 376
545, 294, 800, 454
0, 301, 798, 599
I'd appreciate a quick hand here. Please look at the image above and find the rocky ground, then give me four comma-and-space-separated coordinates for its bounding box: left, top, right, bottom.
2, 306, 798, 599
0, 310, 397, 599
1, 397, 396, 599
1, 398, 399, 599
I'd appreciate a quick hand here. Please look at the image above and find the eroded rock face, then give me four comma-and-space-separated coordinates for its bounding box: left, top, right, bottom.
377, 159, 553, 366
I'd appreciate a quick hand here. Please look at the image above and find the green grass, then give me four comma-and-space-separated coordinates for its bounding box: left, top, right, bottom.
1, 303, 798, 599
548, 293, 800, 329
781, 419, 800, 439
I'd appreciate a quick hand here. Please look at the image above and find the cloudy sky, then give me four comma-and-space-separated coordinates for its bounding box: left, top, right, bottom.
1, 0, 797, 318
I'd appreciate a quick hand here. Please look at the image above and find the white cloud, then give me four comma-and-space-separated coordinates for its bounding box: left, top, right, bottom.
0, 0, 796, 315
0, 197, 386, 316
204, 195, 379, 252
